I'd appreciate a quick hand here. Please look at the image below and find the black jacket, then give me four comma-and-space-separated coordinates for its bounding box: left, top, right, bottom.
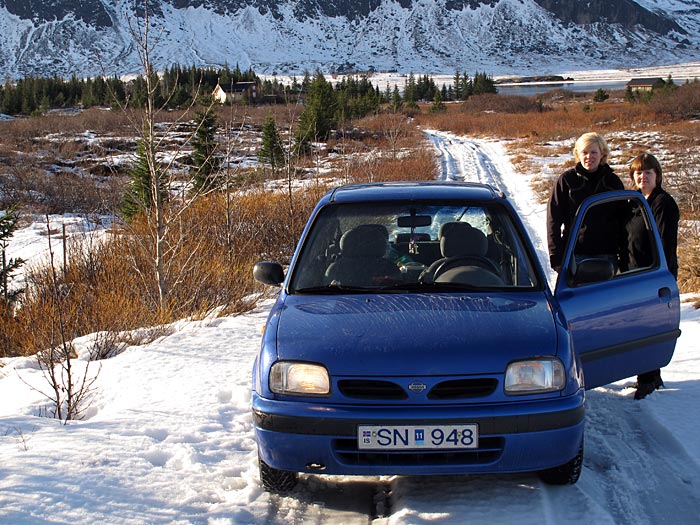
547, 163, 624, 270
626, 186, 679, 278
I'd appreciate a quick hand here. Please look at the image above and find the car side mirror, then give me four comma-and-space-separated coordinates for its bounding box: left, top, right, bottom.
253, 261, 285, 287
571, 258, 615, 286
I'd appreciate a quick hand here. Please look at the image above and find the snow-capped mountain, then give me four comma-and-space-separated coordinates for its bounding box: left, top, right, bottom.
0, 0, 698, 80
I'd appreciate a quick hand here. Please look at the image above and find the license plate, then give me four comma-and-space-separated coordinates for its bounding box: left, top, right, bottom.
357, 424, 479, 450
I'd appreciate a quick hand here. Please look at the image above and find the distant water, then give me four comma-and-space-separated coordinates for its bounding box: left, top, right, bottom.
497, 78, 694, 97
497, 80, 630, 97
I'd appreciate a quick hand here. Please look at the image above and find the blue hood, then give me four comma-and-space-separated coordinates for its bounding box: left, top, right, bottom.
275, 293, 557, 376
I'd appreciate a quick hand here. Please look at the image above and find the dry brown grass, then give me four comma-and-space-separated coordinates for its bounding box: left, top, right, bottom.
0, 183, 328, 358
678, 225, 700, 299
414, 86, 700, 295
4, 86, 699, 357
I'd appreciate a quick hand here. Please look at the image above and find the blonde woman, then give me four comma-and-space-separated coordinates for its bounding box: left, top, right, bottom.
546, 132, 624, 272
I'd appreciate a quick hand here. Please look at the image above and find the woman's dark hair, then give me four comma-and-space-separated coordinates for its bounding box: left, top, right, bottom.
629, 153, 663, 186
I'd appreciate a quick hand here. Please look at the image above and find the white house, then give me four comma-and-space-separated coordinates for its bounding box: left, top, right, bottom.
212, 81, 258, 104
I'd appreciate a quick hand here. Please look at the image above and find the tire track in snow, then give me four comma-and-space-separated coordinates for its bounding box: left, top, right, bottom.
264, 478, 380, 525
424, 129, 556, 285
421, 129, 700, 524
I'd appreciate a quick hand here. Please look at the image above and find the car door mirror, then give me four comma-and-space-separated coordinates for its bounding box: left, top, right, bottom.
571, 258, 615, 285
253, 261, 285, 286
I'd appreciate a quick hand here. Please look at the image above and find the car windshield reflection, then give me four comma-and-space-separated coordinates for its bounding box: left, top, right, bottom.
289, 201, 541, 293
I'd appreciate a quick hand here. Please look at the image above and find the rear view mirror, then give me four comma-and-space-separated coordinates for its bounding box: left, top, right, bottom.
571, 258, 615, 286
253, 261, 285, 287
398, 215, 432, 228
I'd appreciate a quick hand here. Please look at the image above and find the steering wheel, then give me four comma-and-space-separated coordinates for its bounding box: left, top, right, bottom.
431, 255, 501, 281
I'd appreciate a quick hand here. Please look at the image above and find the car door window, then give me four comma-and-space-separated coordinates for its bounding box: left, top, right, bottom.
568, 197, 661, 286
556, 192, 680, 389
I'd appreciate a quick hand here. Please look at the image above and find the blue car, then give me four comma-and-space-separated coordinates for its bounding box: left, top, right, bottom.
252, 182, 680, 492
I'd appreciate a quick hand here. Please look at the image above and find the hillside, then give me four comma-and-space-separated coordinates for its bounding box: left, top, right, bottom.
0, 0, 699, 79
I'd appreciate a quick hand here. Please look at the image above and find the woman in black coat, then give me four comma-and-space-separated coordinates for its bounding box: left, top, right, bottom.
626, 153, 680, 399
547, 132, 624, 272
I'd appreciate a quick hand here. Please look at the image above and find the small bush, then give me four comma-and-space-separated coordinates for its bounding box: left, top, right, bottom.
678, 227, 700, 296
462, 94, 545, 114
650, 81, 700, 119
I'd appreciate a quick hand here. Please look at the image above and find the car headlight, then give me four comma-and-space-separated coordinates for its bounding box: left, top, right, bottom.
504, 358, 565, 395
270, 362, 330, 396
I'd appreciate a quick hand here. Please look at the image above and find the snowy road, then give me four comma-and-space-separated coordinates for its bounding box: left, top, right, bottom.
2, 131, 700, 525
254, 131, 700, 525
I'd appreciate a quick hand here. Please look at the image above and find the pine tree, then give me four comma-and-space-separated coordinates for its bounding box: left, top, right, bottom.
258, 114, 285, 170
453, 69, 462, 100
391, 85, 403, 112
593, 88, 609, 102
0, 208, 24, 306
295, 71, 336, 151
429, 89, 446, 113
404, 72, 416, 105
462, 72, 473, 98
473, 71, 497, 95
191, 99, 221, 193
120, 139, 167, 220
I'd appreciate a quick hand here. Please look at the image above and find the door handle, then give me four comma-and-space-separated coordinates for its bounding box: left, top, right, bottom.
658, 287, 671, 298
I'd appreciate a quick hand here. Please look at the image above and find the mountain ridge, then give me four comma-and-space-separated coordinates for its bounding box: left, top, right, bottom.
0, 0, 698, 80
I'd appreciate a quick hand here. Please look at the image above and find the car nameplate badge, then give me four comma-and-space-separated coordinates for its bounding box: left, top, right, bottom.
408, 381, 427, 394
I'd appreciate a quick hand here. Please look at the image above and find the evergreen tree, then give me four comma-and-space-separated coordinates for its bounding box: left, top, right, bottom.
473, 71, 497, 95
258, 114, 285, 170
429, 89, 446, 113
391, 85, 403, 112
121, 139, 167, 220
593, 88, 609, 102
453, 69, 462, 100
404, 72, 417, 105
462, 72, 473, 98
0, 208, 24, 306
295, 71, 336, 151
191, 99, 221, 193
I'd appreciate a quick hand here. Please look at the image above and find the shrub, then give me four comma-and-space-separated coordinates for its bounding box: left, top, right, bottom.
462, 94, 544, 114
650, 81, 700, 119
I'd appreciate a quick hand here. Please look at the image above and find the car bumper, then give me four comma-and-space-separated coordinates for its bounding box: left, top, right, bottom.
252, 391, 585, 476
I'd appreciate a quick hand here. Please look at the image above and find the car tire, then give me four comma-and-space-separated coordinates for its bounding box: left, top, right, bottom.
538, 440, 583, 485
259, 456, 299, 492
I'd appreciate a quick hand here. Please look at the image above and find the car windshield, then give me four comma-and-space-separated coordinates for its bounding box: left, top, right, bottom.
289, 201, 541, 293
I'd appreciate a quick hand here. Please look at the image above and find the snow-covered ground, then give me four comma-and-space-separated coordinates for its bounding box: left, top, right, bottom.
1, 133, 700, 524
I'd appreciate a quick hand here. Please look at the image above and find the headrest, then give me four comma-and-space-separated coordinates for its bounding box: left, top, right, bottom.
439, 222, 487, 258
340, 224, 388, 258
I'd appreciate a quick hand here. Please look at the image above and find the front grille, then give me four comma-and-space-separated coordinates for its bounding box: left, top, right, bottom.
428, 378, 498, 399
338, 379, 408, 400
333, 437, 504, 466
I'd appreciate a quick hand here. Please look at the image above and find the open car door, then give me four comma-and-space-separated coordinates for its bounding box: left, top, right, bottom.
554, 191, 681, 390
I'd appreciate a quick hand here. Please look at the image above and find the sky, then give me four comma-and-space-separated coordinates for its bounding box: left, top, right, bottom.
1, 132, 700, 524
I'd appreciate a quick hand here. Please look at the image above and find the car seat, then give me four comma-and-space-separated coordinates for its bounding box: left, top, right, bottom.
421, 222, 503, 285
325, 224, 402, 286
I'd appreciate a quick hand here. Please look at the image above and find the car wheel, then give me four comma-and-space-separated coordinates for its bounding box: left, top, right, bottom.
259, 456, 299, 493
538, 440, 583, 485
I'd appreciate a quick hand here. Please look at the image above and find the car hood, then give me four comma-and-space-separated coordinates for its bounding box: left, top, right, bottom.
275, 293, 557, 376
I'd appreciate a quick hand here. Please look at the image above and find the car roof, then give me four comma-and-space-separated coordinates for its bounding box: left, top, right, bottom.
326, 181, 505, 203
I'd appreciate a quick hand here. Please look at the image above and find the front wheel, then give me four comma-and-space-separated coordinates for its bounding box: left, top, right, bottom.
538, 440, 583, 485
259, 456, 298, 493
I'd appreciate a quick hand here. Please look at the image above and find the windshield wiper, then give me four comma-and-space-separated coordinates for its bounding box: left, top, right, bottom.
373, 281, 482, 292
294, 284, 379, 294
